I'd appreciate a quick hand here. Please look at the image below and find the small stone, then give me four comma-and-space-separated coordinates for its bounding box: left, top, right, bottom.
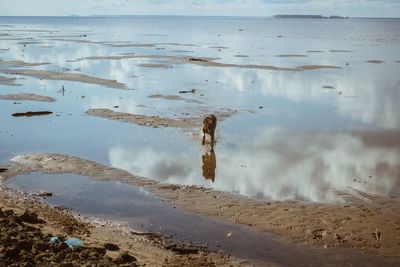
5, 246, 20, 259
104, 243, 119, 251
60, 262, 75, 267
114, 251, 137, 264
19, 211, 44, 224
18, 240, 33, 251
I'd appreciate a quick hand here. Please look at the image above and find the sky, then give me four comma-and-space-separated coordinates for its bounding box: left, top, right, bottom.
0, 0, 399, 18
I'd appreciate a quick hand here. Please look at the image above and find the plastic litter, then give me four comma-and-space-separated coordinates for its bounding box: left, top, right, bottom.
64, 238, 84, 249
49, 236, 61, 244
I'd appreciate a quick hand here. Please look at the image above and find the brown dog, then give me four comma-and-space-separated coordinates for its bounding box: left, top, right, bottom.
202, 114, 217, 151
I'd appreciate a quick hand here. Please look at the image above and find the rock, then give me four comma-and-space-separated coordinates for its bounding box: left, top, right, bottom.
114, 251, 137, 265
97, 259, 114, 266
32, 191, 53, 197
104, 243, 119, 251
60, 262, 75, 267
4, 209, 15, 216
5, 246, 20, 259
18, 240, 33, 251
92, 246, 107, 255
188, 57, 207, 62
34, 242, 49, 252
19, 211, 45, 224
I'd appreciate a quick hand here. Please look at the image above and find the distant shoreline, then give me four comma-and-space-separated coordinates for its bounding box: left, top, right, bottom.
0, 15, 399, 19
274, 14, 348, 19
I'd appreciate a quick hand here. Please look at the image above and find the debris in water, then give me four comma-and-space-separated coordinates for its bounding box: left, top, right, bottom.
179, 89, 196, 94
32, 191, 53, 197
12, 111, 53, 117
64, 238, 84, 249
188, 57, 207, 62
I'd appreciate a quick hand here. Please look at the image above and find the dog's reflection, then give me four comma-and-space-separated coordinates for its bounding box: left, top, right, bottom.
202, 150, 216, 182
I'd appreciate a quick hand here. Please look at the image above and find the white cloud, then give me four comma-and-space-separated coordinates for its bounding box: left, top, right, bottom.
109, 128, 400, 203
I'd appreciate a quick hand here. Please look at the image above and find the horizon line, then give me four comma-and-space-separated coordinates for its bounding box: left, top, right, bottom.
0, 14, 399, 19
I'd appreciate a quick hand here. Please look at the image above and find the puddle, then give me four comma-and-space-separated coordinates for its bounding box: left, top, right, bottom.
7, 172, 398, 267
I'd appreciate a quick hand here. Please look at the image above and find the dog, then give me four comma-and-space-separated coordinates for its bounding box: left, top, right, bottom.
202, 114, 217, 151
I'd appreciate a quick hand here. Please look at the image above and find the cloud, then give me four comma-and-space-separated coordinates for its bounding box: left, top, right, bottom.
109, 128, 400, 203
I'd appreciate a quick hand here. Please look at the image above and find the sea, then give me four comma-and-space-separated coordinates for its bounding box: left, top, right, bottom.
1, 16, 400, 203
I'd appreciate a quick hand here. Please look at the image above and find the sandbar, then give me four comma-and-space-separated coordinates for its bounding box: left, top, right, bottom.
0, 69, 128, 89
277, 54, 307, 57
0, 59, 49, 67
0, 93, 55, 102
86, 109, 194, 129
366, 60, 385, 64
148, 94, 184, 101
298, 65, 341, 70
78, 53, 341, 72
330, 50, 353, 53
138, 63, 173, 69
0, 76, 21, 86
86, 108, 237, 130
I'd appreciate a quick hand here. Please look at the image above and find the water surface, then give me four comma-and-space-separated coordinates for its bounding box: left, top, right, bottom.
1, 16, 400, 202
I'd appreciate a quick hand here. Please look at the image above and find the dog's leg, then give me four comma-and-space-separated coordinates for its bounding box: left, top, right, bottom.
202, 131, 206, 146
210, 132, 214, 152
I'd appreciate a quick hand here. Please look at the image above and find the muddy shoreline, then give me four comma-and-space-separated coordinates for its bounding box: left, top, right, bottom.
1, 153, 400, 263
0, 184, 236, 266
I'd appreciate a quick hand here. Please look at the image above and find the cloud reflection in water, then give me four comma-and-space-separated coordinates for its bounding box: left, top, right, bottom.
109, 128, 400, 203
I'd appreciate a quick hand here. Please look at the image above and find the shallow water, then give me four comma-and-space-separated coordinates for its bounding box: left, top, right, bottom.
1, 16, 400, 202
8, 172, 399, 267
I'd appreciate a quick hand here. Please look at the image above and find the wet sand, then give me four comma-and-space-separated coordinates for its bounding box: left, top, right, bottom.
148, 94, 184, 101
277, 54, 307, 57
298, 65, 342, 70
86, 108, 237, 130
0, 59, 49, 67
76, 53, 341, 72
0, 76, 20, 86
330, 50, 353, 53
1, 153, 400, 263
0, 184, 235, 266
86, 108, 194, 129
367, 60, 385, 64
0, 69, 128, 89
138, 63, 173, 69
0, 93, 55, 102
